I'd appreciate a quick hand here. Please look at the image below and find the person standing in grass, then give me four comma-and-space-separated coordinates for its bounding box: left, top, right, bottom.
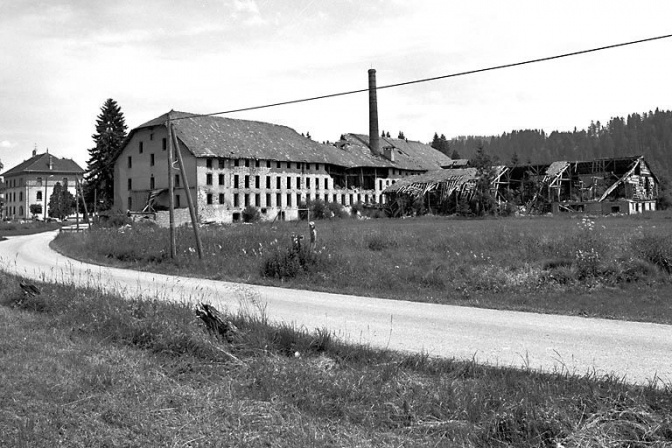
309, 221, 317, 252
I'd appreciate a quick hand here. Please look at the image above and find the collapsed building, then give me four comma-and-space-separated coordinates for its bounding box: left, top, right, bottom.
383, 155, 660, 215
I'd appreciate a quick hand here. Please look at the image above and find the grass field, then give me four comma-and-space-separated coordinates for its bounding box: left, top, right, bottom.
53, 211, 672, 323
1, 273, 671, 447
0, 220, 61, 237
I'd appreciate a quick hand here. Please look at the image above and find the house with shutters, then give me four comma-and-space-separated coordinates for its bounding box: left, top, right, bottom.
1, 149, 84, 220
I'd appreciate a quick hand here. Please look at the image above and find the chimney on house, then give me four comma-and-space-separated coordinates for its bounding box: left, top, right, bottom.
368, 68, 380, 156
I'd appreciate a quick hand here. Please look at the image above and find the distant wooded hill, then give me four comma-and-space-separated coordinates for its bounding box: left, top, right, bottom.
435, 108, 672, 181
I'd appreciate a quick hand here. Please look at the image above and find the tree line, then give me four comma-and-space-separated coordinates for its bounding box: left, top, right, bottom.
431, 108, 672, 181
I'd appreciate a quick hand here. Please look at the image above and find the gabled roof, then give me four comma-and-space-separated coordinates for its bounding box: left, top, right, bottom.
338, 134, 452, 171
2, 152, 84, 177
123, 111, 452, 171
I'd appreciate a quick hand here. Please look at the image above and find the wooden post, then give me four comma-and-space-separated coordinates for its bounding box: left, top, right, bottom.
166, 118, 177, 259
75, 176, 91, 230
171, 123, 203, 259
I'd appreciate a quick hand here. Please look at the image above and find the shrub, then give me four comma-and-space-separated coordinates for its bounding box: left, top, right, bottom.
299, 199, 331, 220
260, 240, 329, 280
242, 206, 261, 223
328, 202, 349, 219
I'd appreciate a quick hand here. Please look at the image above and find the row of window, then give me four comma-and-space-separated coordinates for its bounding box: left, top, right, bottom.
205, 192, 378, 208
3, 191, 45, 203
4, 177, 69, 188
205, 158, 323, 172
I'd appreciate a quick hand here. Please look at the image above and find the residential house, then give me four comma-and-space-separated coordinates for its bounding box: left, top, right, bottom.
1, 150, 85, 220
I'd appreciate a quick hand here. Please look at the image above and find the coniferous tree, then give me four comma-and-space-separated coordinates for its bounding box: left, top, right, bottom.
85, 99, 127, 211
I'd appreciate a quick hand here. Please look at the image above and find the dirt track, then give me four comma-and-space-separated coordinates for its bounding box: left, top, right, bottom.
1, 230, 670, 385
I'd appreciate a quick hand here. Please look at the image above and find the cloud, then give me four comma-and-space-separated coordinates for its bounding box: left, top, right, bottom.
0, 140, 17, 148
233, 0, 260, 14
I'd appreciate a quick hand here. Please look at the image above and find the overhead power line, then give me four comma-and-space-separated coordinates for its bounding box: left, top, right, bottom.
173, 33, 672, 121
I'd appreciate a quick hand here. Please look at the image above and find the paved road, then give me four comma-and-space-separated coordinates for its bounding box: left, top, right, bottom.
1, 230, 670, 385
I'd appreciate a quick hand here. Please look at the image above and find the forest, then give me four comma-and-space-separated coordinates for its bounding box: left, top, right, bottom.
432, 108, 672, 182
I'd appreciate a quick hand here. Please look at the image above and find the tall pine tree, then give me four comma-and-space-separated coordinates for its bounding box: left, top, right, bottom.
85, 99, 127, 210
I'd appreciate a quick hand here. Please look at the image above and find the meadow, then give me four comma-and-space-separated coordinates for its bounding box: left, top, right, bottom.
54, 211, 672, 323
1, 271, 671, 447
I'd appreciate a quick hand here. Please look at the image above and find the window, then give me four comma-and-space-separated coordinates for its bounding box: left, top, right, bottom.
150, 153, 155, 166
324, 193, 328, 202
233, 194, 239, 207
306, 193, 311, 202
266, 193, 271, 207
287, 193, 292, 207
234, 175, 239, 189
316, 164, 321, 171
219, 174, 225, 185
150, 133, 154, 141
255, 176, 260, 189
207, 193, 213, 205
266, 176, 271, 189
306, 163, 311, 171
127, 178, 132, 190
266, 161, 271, 168
255, 194, 260, 207
244, 175, 249, 189
36, 191, 42, 201
139, 141, 144, 153
219, 193, 225, 204
276, 177, 281, 189
306, 178, 311, 189
245, 159, 250, 167
234, 159, 240, 167
175, 195, 181, 208
128, 156, 132, 168
19, 192, 23, 201
206, 173, 213, 185
206, 158, 213, 169
286, 162, 291, 169
277, 161, 281, 168
175, 174, 180, 187
150, 176, 155, 189
296, 193, 301, 206
36, 177, 42, 186
219, 159, 225, 169
276, 193, 281, 207
255, 160, 260, 168
162, 138, 167, 150
287, 177, 291, 189
244, 194, 249, 207
296, 177, 301, 189
128, 197, 133, 209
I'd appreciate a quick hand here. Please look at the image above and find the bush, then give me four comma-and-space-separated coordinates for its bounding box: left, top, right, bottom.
260, 240, 329, 280
328, 202, 349, 219
299, 199, 332, 220
242, 206, 261, 223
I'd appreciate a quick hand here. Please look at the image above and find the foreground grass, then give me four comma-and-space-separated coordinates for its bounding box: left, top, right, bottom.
1, 273, 671, 447
54, 212, 672, 323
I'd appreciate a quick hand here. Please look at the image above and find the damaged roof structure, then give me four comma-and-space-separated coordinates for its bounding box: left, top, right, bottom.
383, 155, 660, 216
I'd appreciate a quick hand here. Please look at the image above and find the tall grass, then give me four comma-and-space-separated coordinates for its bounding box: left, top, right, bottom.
2, 271, 671, 447
53, 212, 672, 321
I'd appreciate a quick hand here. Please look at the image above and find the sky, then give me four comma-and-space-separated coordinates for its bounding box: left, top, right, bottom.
1, 0, 672, 172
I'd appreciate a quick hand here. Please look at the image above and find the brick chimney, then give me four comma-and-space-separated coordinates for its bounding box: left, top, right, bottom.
368, 69, 380, 155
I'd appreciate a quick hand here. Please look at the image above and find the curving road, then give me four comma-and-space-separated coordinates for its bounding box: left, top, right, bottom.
1, 230, 670, 385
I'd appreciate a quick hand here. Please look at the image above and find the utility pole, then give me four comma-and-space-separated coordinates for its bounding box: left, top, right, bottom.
171, 123, 203, 259
166, 116, 177, 259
